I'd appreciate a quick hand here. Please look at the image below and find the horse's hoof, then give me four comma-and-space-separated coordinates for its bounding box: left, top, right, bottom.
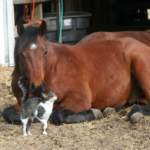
91, 109, 103, 120
130, 112, 144, 124
2, 107, 21, 124
103, 107, 115, 116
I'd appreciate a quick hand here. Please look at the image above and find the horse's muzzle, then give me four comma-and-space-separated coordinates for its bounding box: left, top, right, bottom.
30, 81, 47, 97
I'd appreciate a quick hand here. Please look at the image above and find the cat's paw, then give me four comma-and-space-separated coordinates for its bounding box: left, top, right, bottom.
27, 132, 32, 135
23, 134, 27, 136
42, 131, 47, 135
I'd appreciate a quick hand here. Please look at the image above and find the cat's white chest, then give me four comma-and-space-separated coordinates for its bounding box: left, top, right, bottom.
38, 102, 53, 120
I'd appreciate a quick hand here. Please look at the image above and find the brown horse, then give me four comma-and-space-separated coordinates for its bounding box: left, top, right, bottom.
3, 21, 150, 125
77, 30, 150, 110
77, 30, 150, 47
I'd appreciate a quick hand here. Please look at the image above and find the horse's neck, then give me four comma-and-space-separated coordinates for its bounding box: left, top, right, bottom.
46, 42, 73, 59
44, 41, 75, 80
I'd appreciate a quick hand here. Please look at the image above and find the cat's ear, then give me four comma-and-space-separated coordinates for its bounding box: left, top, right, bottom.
48, 90, 52, 94
41, 93, 47, 99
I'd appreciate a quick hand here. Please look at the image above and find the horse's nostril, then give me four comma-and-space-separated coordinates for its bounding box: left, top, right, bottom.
30, 82, 37, 92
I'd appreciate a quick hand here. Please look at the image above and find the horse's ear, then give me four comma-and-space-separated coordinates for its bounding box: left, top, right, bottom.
42, 81, 47, 92
17, 21, 24, 36
38, 20, 47, 36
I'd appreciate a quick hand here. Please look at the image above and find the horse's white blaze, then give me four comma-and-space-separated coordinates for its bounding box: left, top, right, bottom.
29, 43, 37, 49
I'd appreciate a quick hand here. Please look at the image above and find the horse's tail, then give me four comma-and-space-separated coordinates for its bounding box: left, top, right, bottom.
18, 76, 29, 103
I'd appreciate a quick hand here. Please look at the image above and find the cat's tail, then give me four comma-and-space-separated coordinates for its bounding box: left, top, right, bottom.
18, 76, 29, 103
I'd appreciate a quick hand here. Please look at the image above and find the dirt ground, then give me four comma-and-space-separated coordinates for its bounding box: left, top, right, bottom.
0, 66, 150, 150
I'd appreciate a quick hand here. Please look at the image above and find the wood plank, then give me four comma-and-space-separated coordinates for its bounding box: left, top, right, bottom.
7, 0, 15, 66
51, 1, 56, 12
13, 0, 50, 4
30, 3, 43, 22
105, 2, 150, 11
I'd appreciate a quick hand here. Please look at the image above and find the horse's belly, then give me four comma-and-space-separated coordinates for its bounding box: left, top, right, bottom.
92, 76, 131, 110
90, 54, 131, 110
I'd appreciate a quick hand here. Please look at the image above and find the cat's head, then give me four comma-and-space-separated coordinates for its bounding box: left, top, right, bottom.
41, 90, 57, 102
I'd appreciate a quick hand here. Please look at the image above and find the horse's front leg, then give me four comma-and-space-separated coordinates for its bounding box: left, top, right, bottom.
51, 97, 103, 125
3, 73, 23, 123
3, 73, 34, 123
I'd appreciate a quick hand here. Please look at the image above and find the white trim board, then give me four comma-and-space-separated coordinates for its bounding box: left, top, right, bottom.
0, 0, 7, 66
7, 0, 15, 66
0, 0, 15, 67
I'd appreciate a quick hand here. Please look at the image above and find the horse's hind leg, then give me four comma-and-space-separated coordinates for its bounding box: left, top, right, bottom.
130, 46, 150, 104
129, 97, 150, 124
129, 104, 150, 124
103, 107, 115, 116
127, 46, 150, 123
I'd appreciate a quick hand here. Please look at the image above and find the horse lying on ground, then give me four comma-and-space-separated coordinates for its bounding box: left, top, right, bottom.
77, 30, 150, 123
3, 21, 150, 125
77, 30, 150, 47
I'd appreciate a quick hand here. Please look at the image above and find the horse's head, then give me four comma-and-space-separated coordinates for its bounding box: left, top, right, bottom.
15, 21, 48, 96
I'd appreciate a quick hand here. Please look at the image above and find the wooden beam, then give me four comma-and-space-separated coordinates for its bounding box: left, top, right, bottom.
13, 0, 50, 4
14, 19, 50, 38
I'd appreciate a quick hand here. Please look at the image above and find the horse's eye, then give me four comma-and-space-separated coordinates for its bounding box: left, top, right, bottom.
20, 53, 25, 58
44, 51, 48, 56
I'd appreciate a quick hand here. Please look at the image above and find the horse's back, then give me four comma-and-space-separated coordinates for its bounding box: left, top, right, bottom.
77, 30, 150, 47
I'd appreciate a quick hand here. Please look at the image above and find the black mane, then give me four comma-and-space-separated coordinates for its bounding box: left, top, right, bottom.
12, 26, 39, 76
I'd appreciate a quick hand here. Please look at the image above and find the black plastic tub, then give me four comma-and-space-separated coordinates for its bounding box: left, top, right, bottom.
43, 12, 92, 45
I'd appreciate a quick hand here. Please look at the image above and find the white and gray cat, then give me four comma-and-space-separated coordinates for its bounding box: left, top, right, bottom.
18, 76, 57, 136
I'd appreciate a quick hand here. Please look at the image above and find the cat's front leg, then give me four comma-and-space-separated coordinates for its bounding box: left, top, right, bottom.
21, 118, 28, 136
41, 119, 48, 135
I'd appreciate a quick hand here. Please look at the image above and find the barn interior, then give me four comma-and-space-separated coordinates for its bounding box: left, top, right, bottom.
13, 0, 150, 45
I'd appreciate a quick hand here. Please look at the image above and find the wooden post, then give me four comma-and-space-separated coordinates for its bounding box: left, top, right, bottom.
64, 0, 71, 12
51, 1, 56, 12
79, 0, 82, 11
30, 2, 43, 22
